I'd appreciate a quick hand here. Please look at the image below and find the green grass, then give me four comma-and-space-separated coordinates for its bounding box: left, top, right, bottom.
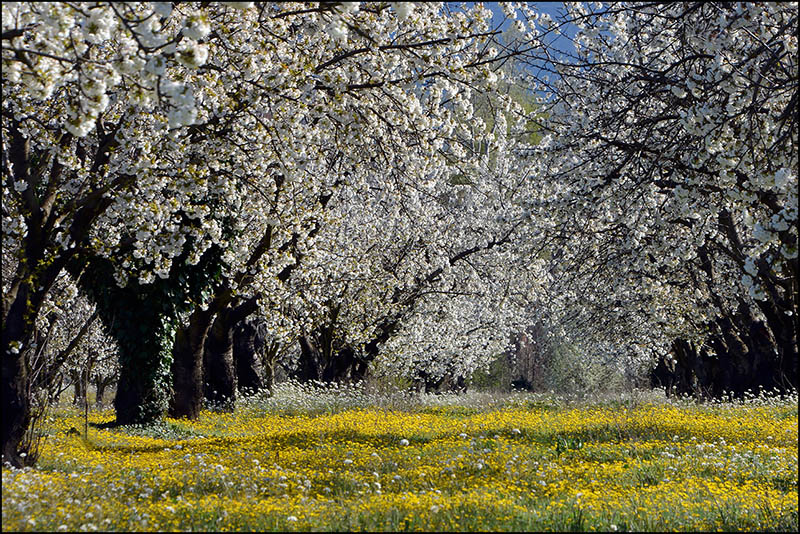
2, 386, 797, 532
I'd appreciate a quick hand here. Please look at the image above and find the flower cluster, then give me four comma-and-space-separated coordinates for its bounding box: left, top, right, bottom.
2, 390, 796, 531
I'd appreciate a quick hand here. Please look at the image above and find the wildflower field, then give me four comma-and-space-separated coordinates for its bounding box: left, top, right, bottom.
2, 384, 797, 532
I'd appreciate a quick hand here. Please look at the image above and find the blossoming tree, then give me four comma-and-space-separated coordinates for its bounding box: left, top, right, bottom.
2, 1, 528, 464
513, 1, 797, 395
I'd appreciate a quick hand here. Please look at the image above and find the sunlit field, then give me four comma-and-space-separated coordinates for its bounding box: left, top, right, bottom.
2, 384, 797, 532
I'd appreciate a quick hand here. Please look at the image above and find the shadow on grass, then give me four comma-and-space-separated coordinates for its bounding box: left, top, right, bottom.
72, 414, 661, 457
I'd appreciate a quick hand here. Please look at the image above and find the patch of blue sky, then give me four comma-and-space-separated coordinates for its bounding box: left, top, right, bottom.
487, 1, 577, 54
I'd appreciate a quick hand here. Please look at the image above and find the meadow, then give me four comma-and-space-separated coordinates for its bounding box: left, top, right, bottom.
2, 382, 797, 532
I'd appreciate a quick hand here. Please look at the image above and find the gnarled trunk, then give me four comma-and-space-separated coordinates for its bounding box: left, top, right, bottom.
170, 307, 215, 419
204, 310, 237, 409
294, 332, 368, 384
2, 302, 29, 468
653, 306, 797, 399
70, 369, 85, 406
94, 375, 114, 407
2, 279, 55, 467
233, 318, 264, 393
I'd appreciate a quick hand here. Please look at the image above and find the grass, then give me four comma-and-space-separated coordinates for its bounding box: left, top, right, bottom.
2, 383, 797, 532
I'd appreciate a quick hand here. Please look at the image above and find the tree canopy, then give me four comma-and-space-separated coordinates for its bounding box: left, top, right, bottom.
2, 2, 796, 468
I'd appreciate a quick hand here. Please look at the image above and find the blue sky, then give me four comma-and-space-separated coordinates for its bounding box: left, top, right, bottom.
490, 1, 565, 26
486, 1, 576, 54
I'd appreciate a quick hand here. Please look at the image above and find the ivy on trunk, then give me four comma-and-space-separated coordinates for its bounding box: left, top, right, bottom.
72, 242, 222, 425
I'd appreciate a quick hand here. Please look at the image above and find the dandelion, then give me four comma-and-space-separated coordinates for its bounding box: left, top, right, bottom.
287, 515, 298, 522
2, 385, 796, 532
399, 438, 410, 446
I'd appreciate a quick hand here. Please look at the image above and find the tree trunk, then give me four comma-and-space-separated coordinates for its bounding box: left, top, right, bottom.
261, 341, 280, 396
233, 318, 264, 393
263, 359, 275, 394
94, 377, 111, 407
170, 307, 215, 419
660, 301, 797, 400
71, 370, 85, 406
296, 336, 323, 382
321, 346, 357, 383
112, 327, 175, 425
295, 328, 369, 385
1, 300, 29, 468
74, 258, 178, 425
71, 239, 225, 425
352, 359, 369, 383
650, 353, 676, 395
3, 273, 58, 467
204, 310, 237, 409
754, 297, 798, 392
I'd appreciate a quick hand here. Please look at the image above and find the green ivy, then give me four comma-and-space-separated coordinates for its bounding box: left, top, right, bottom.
73, 236, 224, 425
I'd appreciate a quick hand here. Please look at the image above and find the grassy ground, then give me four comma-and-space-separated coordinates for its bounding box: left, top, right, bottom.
2, 383, 797, 532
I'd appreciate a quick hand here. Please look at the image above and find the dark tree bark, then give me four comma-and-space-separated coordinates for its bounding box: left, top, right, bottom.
204, 309, 237, 409
294, 332, 368, 384
650, 354, 676, 395
2, 317, 29, 468
3, 260, 71, 467
70, 370, 85, 406
295, 335, 323, 382
419, 371, 445, 394
321, 346, 359, 383
94, 375, 114, 407
261, 341, 280, 394
170, 307, 215, 419
653, 306, 797, 400
69, 237, 224, 426
263, 357, 276, 393
201, 295, 260, 407
75, 270, 179, 425
233, 318, 265, 393
412, 363, 467, 394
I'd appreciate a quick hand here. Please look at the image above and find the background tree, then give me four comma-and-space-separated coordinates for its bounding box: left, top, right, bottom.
3, 1, 535, 463
2, 0, 243, 465
162, 1, 543, 407
508, 1, 797, 397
